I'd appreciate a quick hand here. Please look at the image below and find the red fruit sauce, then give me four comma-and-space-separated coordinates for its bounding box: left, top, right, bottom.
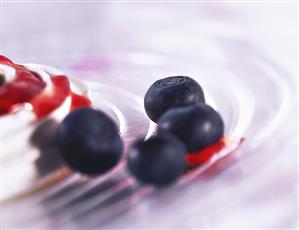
186, 138, 227, 166
0, 55, 91, 118
186, 137, 245, 167
0, 55, 14, 64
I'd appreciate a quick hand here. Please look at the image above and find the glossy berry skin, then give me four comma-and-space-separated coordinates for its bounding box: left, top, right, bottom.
127, 132, 186, 185
0, 73, 4, 86
56, 108, 123, 175
158, 104, 224, 152
144, 76, 205, 122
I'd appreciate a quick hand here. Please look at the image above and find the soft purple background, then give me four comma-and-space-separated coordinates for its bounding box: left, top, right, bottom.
1, 1, 297, 229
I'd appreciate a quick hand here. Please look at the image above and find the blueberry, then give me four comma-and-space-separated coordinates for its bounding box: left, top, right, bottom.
56, 108, 123, 175
127, 132, 186, 185
144, 76, 205, 122
0, 73, 4, 86
158, 104, 224, 152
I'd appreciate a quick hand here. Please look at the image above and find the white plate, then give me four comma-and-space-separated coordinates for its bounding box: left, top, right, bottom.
2, 2, 296, 229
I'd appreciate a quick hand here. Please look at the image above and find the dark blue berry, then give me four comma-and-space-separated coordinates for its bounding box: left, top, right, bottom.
56, 108, 123, 175
144, 76, 205, 122
158, 104, 224, 152
127, 132, 186, 185
0, 73, 4, 86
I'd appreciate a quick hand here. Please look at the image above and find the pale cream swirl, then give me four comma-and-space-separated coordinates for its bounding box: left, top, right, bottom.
1, 64, 90, 201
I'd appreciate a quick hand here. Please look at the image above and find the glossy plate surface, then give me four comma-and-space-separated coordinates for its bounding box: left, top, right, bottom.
1, 2, 297, 229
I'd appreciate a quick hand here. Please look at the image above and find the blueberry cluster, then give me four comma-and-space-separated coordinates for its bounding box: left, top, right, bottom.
55, 76, 224, 186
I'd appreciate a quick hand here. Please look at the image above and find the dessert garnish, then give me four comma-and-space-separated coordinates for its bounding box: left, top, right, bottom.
158, 104, 224, 152
144, 76, 205, 122
2, 55, 243, 191
0, 55, 91, 118
126, 76, 243, 185
1, 55, 92, 202
127, 131, 186, 185
56, 108, 123, 175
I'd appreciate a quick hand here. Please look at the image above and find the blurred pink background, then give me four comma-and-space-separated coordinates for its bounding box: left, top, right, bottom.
1, 1, 297, 229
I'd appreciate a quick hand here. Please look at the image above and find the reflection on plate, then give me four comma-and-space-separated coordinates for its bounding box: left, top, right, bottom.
2, 44, 296, 228
2, 3, 296, 228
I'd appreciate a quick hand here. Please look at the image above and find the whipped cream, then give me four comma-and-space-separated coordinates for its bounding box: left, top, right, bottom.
1, 63, 90, 202
0, 64, 16, 82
